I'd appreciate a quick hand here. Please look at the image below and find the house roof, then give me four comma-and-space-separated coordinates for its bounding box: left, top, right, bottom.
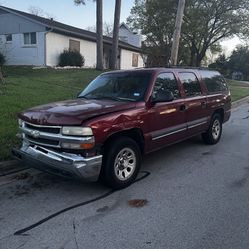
120, 22, 137, 34
0, 5, 141, 53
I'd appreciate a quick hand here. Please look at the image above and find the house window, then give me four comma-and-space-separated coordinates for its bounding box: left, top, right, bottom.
5, 34, 12, 42
69, 39, 80, 52
23, 32, 37, 45
132, 53, 139, 67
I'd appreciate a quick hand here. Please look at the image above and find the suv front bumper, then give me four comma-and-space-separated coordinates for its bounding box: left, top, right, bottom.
12, 142, 103, 182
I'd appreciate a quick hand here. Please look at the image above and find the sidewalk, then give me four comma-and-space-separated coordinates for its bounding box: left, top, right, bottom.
232, 95, 249, 109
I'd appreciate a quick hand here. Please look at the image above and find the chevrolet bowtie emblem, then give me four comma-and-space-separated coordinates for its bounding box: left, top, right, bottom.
30, 130, 40, 138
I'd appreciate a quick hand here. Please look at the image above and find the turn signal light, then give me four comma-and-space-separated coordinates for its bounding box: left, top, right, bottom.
61, 142, 95, 150
79, 143, 95, 149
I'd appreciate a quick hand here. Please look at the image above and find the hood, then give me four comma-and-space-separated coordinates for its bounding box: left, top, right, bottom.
18, 99, 136, 126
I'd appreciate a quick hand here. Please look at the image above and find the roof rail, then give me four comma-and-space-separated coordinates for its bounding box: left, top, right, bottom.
167, 65, 210, 70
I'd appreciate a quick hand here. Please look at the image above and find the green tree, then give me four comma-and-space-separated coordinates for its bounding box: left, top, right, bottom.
127, 0, 177, 66
74, 0, 104, 70
209, 54, 228, 76
127, 0, 249, 67
228, 46, 249, 80
183, 0, 249, 66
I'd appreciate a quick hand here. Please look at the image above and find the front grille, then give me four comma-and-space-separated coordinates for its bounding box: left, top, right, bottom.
20, 121, 92, 150
25, 123, 60, 134
23, 122, 62, 148
26, 135, 60, 147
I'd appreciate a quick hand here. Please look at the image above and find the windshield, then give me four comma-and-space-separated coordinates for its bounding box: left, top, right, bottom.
78, 72, 152, 102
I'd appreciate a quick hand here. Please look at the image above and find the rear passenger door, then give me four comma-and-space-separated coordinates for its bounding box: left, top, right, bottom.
178, 72, 209, 136
148, 72, 187, 151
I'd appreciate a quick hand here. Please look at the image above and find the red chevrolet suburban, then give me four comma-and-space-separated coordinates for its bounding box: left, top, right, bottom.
13, 68, 231, 189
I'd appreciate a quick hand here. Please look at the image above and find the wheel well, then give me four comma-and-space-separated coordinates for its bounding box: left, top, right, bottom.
102, 128, 144, 154
214, 108, 224, 122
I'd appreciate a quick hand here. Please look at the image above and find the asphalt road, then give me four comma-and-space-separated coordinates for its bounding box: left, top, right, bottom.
0, 104, 248, 249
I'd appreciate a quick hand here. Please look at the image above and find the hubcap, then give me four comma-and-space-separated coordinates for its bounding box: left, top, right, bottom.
212, 119, 220, 140
114, 148, 136, 181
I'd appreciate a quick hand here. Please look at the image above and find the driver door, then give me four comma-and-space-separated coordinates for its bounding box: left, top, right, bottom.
148, 72, 187, 152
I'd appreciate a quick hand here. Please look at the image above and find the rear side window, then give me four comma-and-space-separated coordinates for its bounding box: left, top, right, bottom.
178, 72, 202, 97
201, 71, 228, 93
153, 73, 180, 99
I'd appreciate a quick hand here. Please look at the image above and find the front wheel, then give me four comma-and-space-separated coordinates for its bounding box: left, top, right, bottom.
202, 114, 222, 145
100, 137, 141, 189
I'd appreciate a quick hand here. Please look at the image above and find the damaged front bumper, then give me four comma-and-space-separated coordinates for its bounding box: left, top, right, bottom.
12, 142, 103, 182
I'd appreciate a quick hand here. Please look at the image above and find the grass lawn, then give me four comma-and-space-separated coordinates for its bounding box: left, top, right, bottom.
226, 79, 249, 101
0, 66, 101, 161
0, 67, 249, 161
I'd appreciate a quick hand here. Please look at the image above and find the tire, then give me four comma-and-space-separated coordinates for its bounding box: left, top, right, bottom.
100, 136, 142, 189
202, 113, 222, 145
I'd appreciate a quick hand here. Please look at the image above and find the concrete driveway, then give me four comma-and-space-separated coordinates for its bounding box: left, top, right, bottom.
0, 103, 248, 249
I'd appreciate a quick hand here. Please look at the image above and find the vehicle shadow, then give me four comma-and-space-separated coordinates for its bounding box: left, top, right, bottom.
2, 135, 205, 200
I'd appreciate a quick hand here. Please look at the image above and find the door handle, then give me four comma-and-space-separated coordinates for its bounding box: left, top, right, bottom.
201, 101, 207, 109
180, 104, 186, 111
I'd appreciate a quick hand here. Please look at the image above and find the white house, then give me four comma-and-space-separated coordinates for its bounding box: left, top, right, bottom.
0, 6, 144, 69
119, 22, 142, 48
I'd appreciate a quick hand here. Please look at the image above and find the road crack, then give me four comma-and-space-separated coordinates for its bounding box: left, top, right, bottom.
73, 219, 79, 249
13, 171, 150, 236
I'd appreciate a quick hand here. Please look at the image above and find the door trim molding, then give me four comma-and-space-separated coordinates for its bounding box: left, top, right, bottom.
151, 117, 209, 141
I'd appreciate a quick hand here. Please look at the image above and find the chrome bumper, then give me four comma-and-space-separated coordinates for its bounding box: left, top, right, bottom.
12, 142, 103, 182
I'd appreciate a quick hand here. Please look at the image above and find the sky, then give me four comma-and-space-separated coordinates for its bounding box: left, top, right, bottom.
0, 0, 242, 54
0, 0, 135, 29
221, 36, 243, 56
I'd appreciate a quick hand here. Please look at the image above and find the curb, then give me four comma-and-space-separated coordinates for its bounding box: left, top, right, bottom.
1, 95, 249, 176
232, 96, 249, 109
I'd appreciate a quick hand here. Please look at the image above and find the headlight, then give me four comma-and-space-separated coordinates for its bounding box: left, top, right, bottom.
62, 127, 93, 136
18, 119, 23, 127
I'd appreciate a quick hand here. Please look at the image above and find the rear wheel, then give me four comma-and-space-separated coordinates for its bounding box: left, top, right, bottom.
202, 114, 222, 145
100, 137, 141, 189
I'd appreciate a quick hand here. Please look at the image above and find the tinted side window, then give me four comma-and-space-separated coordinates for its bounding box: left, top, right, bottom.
179, 72, 202, 97
153, 73, 180, 99
200, 71, 228, 93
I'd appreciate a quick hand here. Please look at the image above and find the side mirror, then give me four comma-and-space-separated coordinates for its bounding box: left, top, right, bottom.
152, 90, 174, 103
76, 91, 83, 98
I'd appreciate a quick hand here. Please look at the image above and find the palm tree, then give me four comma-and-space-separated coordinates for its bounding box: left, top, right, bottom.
74, 0, 103, 70
110, 0, 121, 70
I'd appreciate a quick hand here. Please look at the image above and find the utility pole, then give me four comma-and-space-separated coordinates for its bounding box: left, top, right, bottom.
170, 0, 186, 66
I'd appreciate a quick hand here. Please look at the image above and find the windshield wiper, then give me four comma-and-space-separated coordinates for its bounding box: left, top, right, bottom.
78, 94, 135, 102
92, 96, 123, 101
115, 97, 135, 102
77, 95, 89, 99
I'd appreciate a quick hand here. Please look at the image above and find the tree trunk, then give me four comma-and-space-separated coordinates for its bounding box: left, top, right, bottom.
110, 0, 121, 70
195, 50, 206, 67
96, 0, 104, 70
189, 45, 196, 66
0, 67, 4, 84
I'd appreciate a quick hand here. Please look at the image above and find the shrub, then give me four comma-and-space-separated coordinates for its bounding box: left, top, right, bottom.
0, 52, 5, 67
58, 49, 85, 67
